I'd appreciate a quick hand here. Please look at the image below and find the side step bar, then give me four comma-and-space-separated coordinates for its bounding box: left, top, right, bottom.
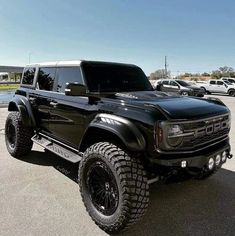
32, 133, 82, 163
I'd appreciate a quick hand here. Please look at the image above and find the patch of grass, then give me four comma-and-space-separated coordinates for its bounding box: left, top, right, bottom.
0, 84, 19, 91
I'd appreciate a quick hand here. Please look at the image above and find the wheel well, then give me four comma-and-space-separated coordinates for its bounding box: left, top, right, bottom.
228, 89, 235, 92
79, 127, 128, 152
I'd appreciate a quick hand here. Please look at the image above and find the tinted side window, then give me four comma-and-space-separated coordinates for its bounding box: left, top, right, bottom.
217, 81, 224, 85
37, 67, 56, 91
22, 67, 35, 85
162, 80, 169, 85
210, 81, 216, 85
56, 67, 83, 93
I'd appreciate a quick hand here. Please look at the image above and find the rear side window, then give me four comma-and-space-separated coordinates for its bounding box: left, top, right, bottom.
55, 67, 83, 93
37, 67, 56, 91
210, 81, 216, 85
22, 67, 36, 85
162, 80, 169, 85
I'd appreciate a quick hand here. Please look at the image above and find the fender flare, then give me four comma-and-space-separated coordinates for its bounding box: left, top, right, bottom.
81, 113, 146, 152
8, 95, 36, 127
228, 88, 235, 93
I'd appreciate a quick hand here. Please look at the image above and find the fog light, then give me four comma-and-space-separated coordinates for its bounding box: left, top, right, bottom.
215, 154, 221, 166
181, 161, 187, 168
221, 151, 227, 162
208, 157, 215, 170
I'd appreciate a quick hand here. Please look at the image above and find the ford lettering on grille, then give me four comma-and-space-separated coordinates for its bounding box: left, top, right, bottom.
195, 119, 228, 137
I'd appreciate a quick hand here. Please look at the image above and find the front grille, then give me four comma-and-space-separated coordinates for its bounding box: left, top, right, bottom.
181, 114, 230, 149
184, 128, 229, 147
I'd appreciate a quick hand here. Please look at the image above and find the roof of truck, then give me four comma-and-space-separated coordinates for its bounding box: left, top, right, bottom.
25, 60, 136, 68
26, 60, 83, 67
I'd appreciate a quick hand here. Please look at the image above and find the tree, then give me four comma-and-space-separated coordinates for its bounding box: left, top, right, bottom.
202, 72, 210, 77
211, 66, 235, 79
149, 69, 170, 80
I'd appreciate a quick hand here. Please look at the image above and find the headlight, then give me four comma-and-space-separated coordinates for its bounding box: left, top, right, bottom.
156, 122, 194, 150
167, 124, 183, 147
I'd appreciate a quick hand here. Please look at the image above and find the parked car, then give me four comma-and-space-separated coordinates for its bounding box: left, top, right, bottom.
155, 79, 205, 97
224, 80, 233, 86
220, 77, 235, 84
5, 60, 232, 233
200, 80, 235, 96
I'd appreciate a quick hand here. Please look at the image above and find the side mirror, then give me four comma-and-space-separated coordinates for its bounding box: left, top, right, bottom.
65, 83, 86, 96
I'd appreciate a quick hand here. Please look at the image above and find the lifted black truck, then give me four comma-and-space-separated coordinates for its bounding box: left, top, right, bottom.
5, 60, 233, 233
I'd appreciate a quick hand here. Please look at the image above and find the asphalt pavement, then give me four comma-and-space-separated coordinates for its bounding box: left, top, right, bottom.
0, 95, 235, 236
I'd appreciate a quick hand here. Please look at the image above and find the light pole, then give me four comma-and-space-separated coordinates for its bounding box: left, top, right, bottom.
28, 52, 32, 64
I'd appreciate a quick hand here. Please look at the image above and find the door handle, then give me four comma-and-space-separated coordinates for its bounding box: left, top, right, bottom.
50, 101, 58, 107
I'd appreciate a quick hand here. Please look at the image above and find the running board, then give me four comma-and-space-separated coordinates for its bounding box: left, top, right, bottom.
32, 133, 82, 163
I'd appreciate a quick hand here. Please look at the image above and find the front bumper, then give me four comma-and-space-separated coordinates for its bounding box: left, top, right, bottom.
150, 144, 232, 169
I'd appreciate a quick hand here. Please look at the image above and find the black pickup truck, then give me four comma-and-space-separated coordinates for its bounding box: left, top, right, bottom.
5, 60, 233, 233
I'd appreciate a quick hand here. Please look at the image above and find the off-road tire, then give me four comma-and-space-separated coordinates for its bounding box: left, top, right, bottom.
79, 142, 149, 234
5, 112, 33, 157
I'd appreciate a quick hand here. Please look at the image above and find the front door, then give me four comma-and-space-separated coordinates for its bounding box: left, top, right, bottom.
216, 81, 227, 93
47, 66, 96, 148
169, 81, 180, 93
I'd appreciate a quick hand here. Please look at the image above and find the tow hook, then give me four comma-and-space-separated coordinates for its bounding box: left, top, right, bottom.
228, 154, 233, 159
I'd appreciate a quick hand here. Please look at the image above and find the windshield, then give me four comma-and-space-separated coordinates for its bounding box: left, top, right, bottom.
224, 80, 233, 85
175, 80, 190, 87
82, 62, 153, 93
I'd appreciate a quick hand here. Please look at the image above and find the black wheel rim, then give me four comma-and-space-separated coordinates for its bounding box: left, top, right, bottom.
86, 160, 119, 216
182, 91, 188, 96
6, 122, 16, 148
230, 91, 235, 96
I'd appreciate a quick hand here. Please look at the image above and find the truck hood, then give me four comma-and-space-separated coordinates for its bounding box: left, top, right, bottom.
114, 91, 229, 120
228, 84, 235, 89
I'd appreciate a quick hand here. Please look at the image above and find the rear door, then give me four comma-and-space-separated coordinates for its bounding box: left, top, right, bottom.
28, 67, 56, 133
160, 80, 170, 92
208, 80, 217, 92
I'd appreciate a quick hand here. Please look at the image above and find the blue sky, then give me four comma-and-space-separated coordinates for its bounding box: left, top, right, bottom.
0, 0, 235, 75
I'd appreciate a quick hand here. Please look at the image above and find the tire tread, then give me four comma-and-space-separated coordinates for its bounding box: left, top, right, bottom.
79, 142, 149, 234
5, 112, 33, 157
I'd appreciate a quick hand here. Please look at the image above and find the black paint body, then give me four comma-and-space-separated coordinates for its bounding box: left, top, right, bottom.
9, 61, 231, 173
